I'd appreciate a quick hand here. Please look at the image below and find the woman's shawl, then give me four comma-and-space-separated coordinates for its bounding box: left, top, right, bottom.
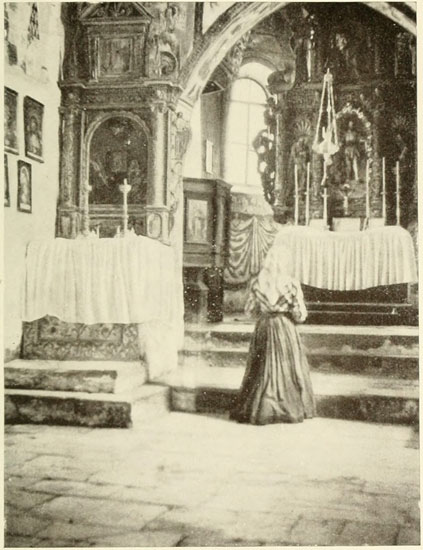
245, 238, 307, 323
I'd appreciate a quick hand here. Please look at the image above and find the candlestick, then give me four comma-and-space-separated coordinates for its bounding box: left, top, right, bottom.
322, 188, 328, 227
381, 157, 386, 221
365, 159, 370, 220
119, 178, 132, 236
396, 160, 400, 225
294, 164, 299, 225
305, 162, 310, 225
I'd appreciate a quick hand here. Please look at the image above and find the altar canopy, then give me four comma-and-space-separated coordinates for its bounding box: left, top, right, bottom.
22, 236, 184, 378
273, 226, 417, 292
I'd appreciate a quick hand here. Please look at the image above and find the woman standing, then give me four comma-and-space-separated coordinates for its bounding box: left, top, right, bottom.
230, 234, 315, 425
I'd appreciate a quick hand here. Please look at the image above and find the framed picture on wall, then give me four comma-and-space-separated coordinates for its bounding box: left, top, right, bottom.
24, 96, 44, 162
4, 154, 10, 207
4, 87, 18, 155
17, 160, 32, 213
186, 198, 208, 244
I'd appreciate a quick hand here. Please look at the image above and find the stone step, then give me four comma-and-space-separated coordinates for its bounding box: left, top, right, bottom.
5, 388, 132, 428
180, 347, 418, 379
161, 366, 418, 425
185, 323, 419, 353
4, 359, 169, 428
4, 384, 169, 428
4, 360, 130, 394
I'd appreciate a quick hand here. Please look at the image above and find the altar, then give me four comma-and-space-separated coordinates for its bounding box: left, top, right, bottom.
275, 225, 417, 292
22, 236, 184, 378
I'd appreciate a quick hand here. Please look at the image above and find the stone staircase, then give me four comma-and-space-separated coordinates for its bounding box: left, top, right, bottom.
4, 360, 169, 428
162, 322, 419, 425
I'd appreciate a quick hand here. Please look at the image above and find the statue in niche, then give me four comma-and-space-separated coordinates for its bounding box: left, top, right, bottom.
343, 120, 361, 181
327, 29, 362, 82
173, 112, 192, 159
330, 111, 370, 212
289, 135, 311, 193
286, 6, 317, 84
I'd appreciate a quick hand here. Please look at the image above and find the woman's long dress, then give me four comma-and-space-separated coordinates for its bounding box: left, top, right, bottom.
230, 277, 315, 425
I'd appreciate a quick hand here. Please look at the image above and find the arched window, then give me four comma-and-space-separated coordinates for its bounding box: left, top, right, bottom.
225, 78, 266, 188
225, 63, 272, 191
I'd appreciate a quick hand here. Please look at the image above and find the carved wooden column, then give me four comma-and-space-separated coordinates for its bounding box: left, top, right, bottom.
145, 100, 170, 243
369, 89, 385, 218
57, 90, 82, 238
149, 102, 166, 206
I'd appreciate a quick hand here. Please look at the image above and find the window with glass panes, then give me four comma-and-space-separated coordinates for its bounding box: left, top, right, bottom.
225, 78, 267, 187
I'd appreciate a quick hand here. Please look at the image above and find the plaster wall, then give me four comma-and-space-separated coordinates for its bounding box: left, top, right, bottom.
4, 3, 64, 360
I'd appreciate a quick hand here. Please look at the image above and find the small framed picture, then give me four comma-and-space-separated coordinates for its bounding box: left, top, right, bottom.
24, 96, 44, 162
4, 154, 10, 207
4, 87, 18, 155
17, 160, 32, 213
186, 198, 208, 244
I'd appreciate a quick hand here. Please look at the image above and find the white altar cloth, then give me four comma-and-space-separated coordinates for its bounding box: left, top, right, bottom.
22, 236, 183, 378
273, 225, 417, 291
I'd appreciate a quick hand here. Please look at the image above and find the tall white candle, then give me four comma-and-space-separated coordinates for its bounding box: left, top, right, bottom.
323, 188, 328, 227
382, 157, 386, 220
119, 178, 131, 236
294, 164, 299, 225
396, 160, 400, 225
365, 159, 370, 219
305, 162, 310, 225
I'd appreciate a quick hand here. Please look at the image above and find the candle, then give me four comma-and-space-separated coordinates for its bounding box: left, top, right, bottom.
294, 164, 299, 225
382, 157, 386, 221
396, 160, 400, 225
365, 159, 370, 219
305, 162, 310, 225
322, 188, 328, 227
119, 178, 131, 236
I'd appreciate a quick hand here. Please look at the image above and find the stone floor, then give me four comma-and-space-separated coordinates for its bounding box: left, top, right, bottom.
5, 412, 420, 547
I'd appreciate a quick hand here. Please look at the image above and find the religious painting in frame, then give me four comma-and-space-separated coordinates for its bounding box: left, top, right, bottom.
4, 87, 18, 155
186, 198, 208, 244
98, 37, 133, 77
4, 154, 10, 207
17, 160, 32, 213
24, 96, 44, 162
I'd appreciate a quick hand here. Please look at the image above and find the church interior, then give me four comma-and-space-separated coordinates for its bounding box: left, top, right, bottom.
3, 2, 419, 547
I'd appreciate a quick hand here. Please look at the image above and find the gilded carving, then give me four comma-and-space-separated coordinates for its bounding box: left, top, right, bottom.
147, 4, 180, 78
221, 32, 251, 80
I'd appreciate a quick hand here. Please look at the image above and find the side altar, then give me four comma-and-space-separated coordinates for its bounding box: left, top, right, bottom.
21, 4, 192, 371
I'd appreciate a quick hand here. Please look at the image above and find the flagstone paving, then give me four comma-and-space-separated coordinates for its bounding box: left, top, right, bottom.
4, 413, 420, 547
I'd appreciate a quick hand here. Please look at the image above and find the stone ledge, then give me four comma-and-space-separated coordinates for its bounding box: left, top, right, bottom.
165, 366, 418, 425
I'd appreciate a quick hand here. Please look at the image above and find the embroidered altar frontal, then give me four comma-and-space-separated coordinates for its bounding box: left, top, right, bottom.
274, 226, 417, 292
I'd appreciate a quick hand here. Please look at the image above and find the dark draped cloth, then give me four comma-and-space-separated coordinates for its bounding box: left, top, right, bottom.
231, 237, 315, 425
